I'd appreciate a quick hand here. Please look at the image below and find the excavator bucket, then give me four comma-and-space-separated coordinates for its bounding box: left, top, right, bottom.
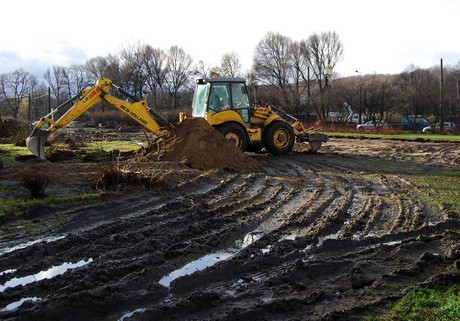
26, 129, 50, 159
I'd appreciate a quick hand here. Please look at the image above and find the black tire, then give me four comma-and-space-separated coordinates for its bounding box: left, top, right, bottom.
262, 121, 295, 155
216, 122, 249, 151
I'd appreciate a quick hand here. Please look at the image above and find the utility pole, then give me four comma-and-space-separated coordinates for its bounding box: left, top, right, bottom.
440, 58, 444, 133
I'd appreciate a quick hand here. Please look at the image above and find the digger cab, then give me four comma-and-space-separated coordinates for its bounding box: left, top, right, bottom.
192, 77, 251, 123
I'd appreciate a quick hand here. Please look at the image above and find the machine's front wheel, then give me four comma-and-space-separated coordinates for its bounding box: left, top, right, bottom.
216, 122, 249, 151
263, 121, 295, 155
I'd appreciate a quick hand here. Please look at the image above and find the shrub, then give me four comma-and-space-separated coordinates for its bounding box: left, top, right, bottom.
96, 153, 169, 191
88, 111, 137, 127
21, 169, 50, 198
96, 161, 124, 191
64, 135, 87, 149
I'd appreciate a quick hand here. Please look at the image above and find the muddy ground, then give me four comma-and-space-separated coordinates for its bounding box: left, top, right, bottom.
0, 129, 460, 320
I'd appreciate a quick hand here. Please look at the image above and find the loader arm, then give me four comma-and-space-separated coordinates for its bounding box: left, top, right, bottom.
26, 78, 171, 159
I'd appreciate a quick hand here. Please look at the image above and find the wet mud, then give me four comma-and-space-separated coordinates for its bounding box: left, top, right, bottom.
0, 136, 459, 320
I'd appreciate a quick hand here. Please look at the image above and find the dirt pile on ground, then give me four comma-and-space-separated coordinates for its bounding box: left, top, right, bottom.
155, 117, 262, 170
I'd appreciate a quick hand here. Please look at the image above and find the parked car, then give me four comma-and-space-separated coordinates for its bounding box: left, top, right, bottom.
401, 115, 430, 131
422, 122, 457, 133
356, 120, 388, 130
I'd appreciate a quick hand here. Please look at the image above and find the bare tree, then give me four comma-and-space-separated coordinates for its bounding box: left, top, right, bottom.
288, 41, 309, 113
194, 61, 212, 78
118, 42, 149, 99
303, 31, 344, 121
141, 45, 169, 110
44, 66, 70, 104
360, 74, 397, 122
444, 63, 460, 122
397, 65, 436, 117
253, 32, 293, 109
67, 64, 88, 94
84, 55, 121, 84
219, 52, 242, 77
0, 69, 37, 119
166, 46, 193, 109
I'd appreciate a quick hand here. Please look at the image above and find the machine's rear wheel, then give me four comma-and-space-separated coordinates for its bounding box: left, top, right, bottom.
216, 122, 249, 151
263, 121, 295, 155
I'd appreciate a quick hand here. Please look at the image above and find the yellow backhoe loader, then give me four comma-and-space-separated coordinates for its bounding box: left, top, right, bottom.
26, 77, 328, 159
191, 77, 328, 155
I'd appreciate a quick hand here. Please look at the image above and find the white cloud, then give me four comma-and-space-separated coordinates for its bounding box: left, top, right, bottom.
1, 0, 459, 77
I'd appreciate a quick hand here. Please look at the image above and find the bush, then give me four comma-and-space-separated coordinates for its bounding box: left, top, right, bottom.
64, 135, 87, 149
0, 118, 30, 145
88, 111, 137, 127
21, 169, 50, 198
96, 154, 169, 191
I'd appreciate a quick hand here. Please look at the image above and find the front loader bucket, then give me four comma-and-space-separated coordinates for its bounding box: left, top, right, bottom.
26, 129, 49, 159
308, 133, 329, 153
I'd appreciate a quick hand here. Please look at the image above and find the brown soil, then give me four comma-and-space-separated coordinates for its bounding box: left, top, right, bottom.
0, 127, 459, 321
156, 117, 261, 170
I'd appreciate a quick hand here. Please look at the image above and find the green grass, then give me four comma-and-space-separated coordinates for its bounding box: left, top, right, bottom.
368, 285, 460, 320
407, 167, 460, 215
0, 193, 103, 222
326, 131, 460, 142
85, 141, 143, 152
0, 141, 142, 165
0, 144, 31, 166
363, 164, 460, 320
369, 162, 460, 215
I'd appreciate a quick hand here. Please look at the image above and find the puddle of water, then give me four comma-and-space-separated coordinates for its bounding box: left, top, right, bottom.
0, 236, 66, 256
0, 258, 93, 292
0, 297, 42, 312
261, 245, 272, 254
159, 230, 266, 288
317, 233, 340, 247
0, 269, 17, 276
118, 308, 146, 321
159, 252, 234, 287
383, 240, 402, 246
242, 231, 263, 248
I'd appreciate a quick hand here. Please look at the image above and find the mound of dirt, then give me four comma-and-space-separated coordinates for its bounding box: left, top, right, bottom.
156, 118, 262, 170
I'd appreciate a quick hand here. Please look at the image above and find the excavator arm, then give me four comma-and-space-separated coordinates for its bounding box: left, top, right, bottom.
26, 78, 172, 159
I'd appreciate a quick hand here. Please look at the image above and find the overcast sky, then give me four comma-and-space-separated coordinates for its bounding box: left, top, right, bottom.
1, 0, 459, 78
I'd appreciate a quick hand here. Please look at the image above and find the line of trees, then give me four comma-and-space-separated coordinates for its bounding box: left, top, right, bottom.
1, 32, 459, 129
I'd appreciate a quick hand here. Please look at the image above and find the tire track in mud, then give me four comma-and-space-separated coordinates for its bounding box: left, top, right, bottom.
0, 152, 458, 320
137, 154, 457, 321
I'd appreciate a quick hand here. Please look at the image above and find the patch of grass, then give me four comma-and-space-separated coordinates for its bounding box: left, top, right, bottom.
326, 131, 460, 142
412, 168, 460, 215
350, 158, 460, 216
0, 193, 103, 225
86, 141, 143, 152
0, 141, 141, 166
368, 285, 460, 320
0, 144, 32, 166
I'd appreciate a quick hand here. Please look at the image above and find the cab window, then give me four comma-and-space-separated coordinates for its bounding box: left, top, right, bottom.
191, 83, 209, 117
231, 83, 250, 122
209, 84, 230, 112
